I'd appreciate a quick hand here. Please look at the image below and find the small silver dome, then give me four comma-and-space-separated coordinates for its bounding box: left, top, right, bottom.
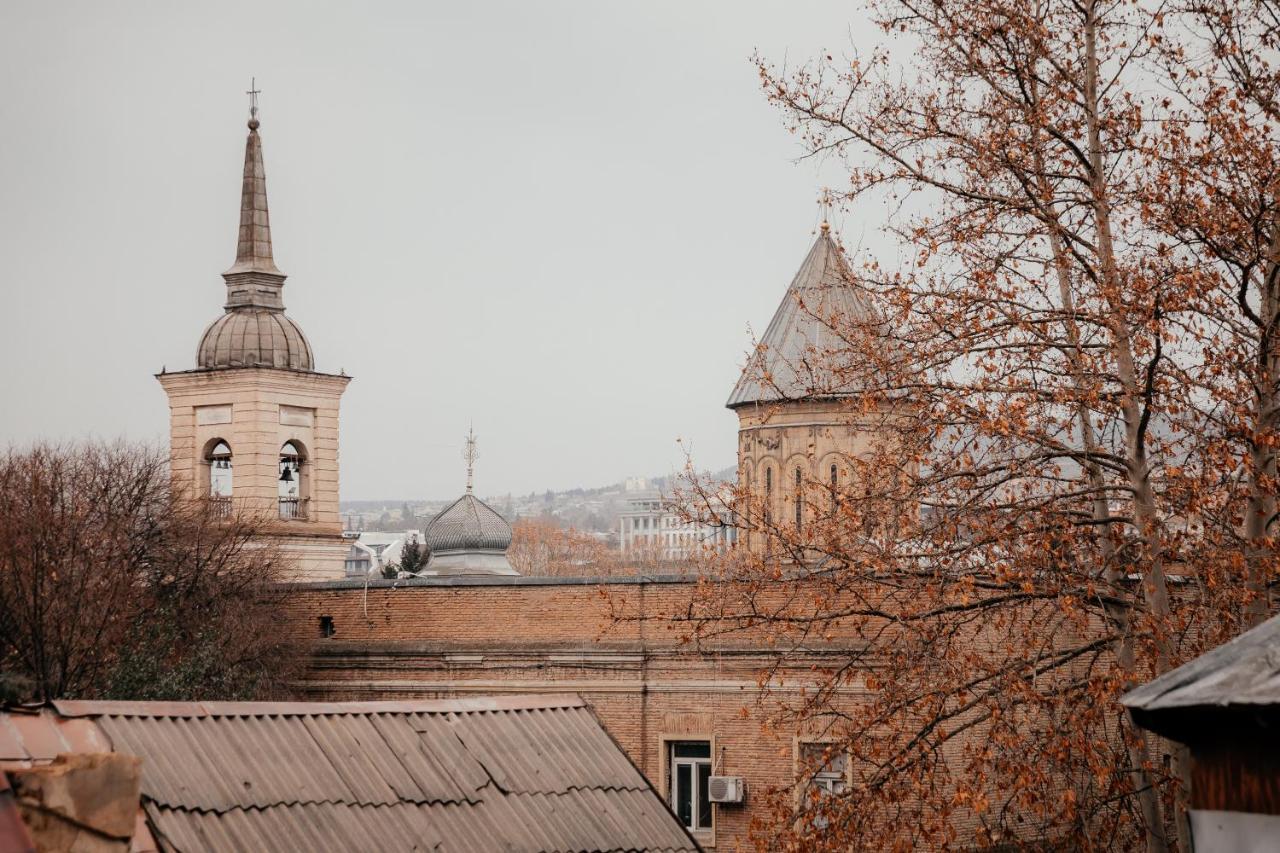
423, 494, 517, 576
425, 494, 512, 552
197, 309, 314, 371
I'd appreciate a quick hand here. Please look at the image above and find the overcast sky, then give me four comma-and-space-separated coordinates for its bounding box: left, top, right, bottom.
0, 0, 887, 500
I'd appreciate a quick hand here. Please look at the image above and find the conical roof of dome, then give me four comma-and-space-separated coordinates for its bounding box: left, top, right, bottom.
726, 228, 879, 408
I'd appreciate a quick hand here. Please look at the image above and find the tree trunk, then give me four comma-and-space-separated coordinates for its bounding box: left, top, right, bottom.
1082, 2, 1180, 847
1243, 222, 1280, 627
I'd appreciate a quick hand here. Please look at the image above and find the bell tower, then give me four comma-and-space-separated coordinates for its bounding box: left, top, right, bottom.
157, 92, 350, 580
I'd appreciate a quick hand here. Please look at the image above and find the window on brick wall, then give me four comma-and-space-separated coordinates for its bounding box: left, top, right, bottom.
668, 741, 712, 833
798, 741, 848, 829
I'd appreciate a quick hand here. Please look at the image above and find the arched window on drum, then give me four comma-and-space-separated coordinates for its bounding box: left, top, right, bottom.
794, 467, 804, 531
764, 466, 773, 525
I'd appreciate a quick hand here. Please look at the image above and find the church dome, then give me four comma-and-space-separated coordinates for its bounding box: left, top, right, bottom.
197, 309, 314, 371
425, 494, 513, 553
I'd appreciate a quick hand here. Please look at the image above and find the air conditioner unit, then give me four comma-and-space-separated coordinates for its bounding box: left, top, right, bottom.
707, 775, 746, 804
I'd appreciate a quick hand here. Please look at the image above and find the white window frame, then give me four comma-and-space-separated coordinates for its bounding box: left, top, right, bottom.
794, 739, 851, 830
665, 739, 713, 837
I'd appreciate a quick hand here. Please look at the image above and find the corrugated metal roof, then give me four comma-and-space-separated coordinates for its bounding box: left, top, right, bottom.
1, 695, 697, 852
727, 229, 879, 408
442, 706, 651, 795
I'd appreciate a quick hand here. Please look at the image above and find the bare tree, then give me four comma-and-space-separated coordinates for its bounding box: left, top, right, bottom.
0, 441, 301, 702
508, 516, 628, 576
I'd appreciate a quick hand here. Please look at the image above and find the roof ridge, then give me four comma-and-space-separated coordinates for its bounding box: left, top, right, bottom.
143, 795, 475, 816
502, 784, 651, 798
52, 694, 586, 718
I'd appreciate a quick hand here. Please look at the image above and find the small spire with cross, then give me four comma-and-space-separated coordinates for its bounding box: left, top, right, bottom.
246, 77, 261, 130
463, 425, 479, 495
819, 188, 833, 234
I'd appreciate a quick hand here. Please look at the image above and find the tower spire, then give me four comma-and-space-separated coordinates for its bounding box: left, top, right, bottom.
247, 77, 260, 129
225, 79, 281, 278
463, 426, 479, 495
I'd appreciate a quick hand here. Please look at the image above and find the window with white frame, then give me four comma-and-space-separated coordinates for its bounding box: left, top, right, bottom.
800, 741, 848, 795
668, 740, 712, 833
798, 741, 848, 829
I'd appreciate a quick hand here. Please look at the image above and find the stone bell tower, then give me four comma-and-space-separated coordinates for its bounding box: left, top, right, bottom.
157, 95, 350, 580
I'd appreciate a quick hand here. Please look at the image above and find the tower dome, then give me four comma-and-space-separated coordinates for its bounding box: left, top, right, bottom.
197, 310, 314, 370
726, 226, 877, 408
425, 494, 514, 553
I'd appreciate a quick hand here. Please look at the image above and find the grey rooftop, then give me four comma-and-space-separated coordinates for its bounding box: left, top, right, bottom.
727, 228, 879, 408
1122, 612, 1280, 740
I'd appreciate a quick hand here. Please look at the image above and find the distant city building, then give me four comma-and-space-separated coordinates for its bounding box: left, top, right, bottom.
624, 476, 650, 492
619, 490, 736, 560
343, 540, 375, 576
341, 530, 425, 576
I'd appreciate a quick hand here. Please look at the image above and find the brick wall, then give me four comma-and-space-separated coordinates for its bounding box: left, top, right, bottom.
281, 575, 875, 849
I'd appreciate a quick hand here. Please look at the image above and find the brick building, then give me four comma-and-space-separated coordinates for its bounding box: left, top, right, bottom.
283, 574, 869, 849
153, 100, 901, 845
727, 219, 888, 553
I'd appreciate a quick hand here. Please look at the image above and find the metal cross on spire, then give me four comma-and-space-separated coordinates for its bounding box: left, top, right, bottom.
246, 77, 261, 128
819, 188, 833, 234
463, 425, 479, 495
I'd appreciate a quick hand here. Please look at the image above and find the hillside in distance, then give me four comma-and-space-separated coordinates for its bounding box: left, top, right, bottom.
340, 467, 735, 535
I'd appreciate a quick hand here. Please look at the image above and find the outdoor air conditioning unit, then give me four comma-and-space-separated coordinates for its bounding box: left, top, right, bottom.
707, 775, 746, 804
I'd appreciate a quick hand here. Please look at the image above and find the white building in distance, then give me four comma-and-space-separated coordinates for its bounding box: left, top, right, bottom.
618, 490, 736, 561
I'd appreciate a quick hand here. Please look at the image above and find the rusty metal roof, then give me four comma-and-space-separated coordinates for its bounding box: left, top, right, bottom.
0, 695, 697, 852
